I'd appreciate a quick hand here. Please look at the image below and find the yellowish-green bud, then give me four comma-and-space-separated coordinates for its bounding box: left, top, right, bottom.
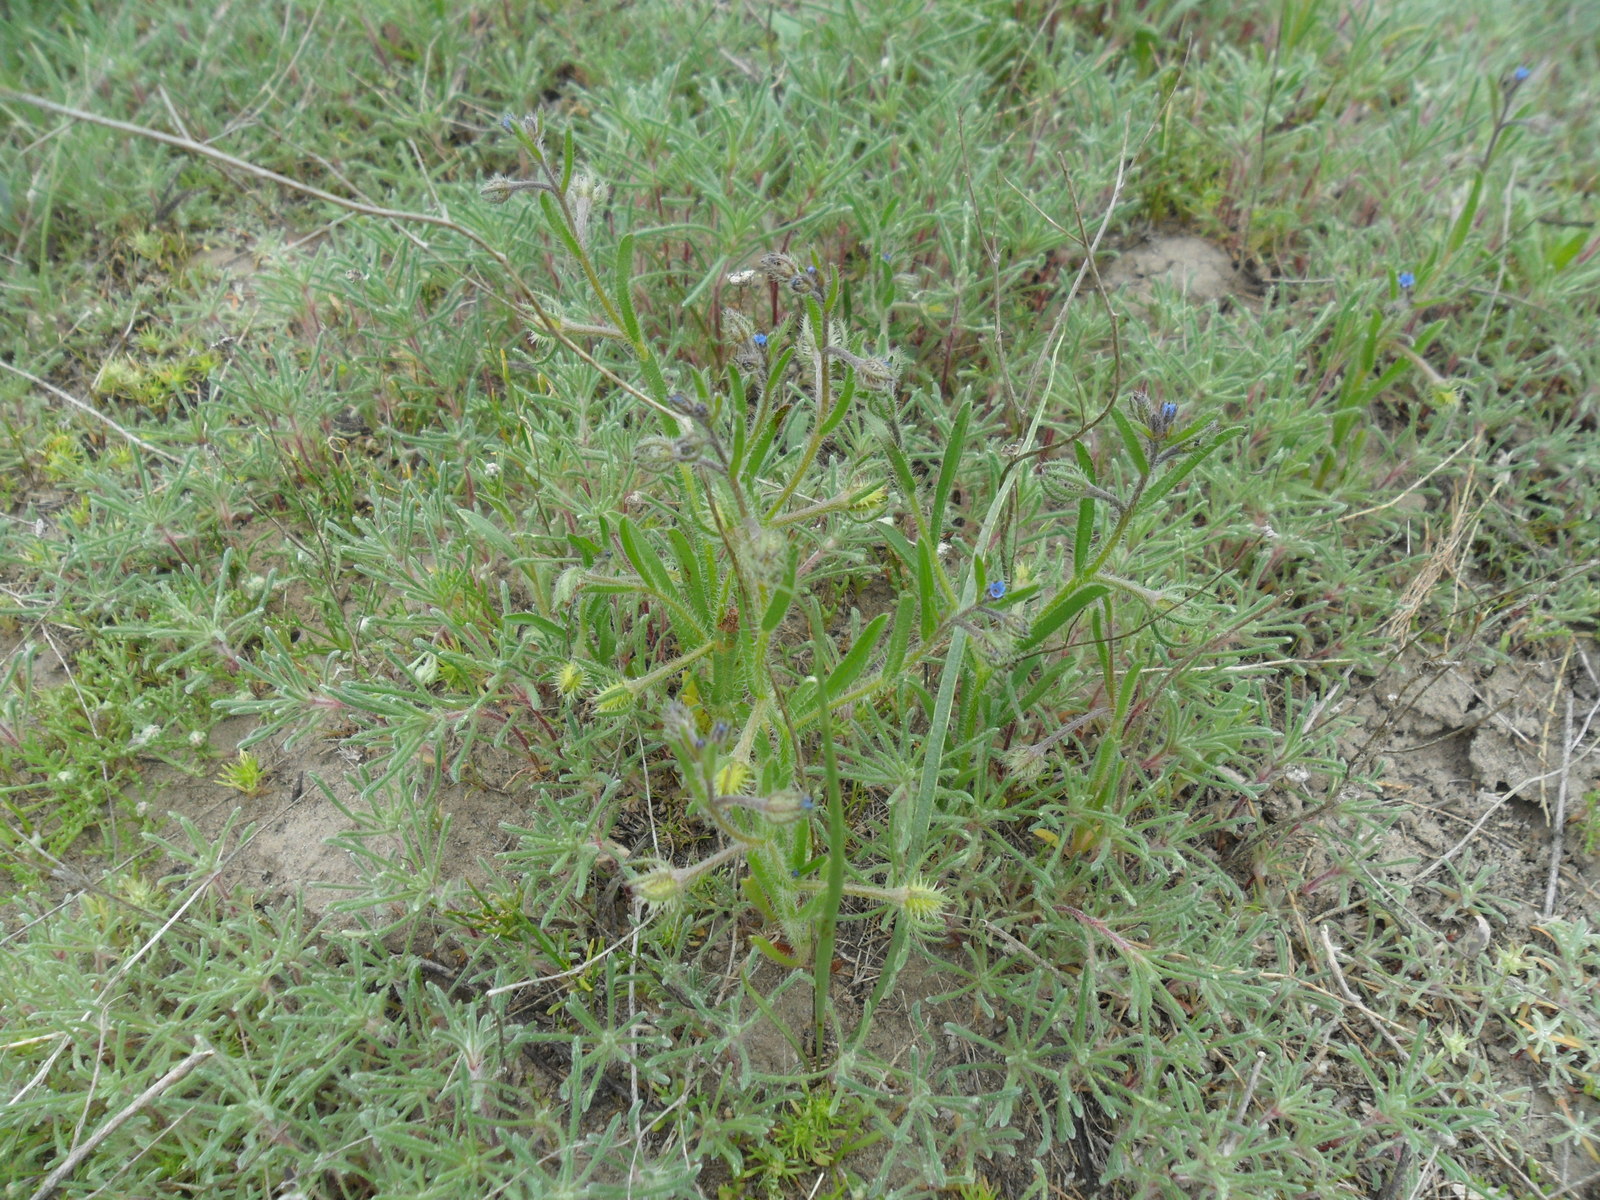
556, 661, 586, 695
895, 877, 949, 926
849, 483, 889, 513
715, 760, 752, 796
631, 866, 686, 905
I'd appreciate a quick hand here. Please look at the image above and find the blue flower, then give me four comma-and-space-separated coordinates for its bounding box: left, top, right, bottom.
753, 332, 768, 348
986, 579, 1007, 601
1513, 66, 1531, 81
500, 114, 515, 132
1161, 401, 1178, 423
1398, 271, 1416, 290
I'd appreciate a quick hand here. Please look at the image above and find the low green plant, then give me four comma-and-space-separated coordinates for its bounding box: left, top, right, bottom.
213, 748, 267, 796
721, 1084, 874, 1199
462, 114, 1251, 1060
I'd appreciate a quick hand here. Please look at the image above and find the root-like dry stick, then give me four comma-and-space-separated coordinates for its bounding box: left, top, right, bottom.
1542, 693, 1575, 920
0, 359, 182, 465
1317, 924, 1408, 1059
0, 90, 675, 421
28, 1041, 214, 1200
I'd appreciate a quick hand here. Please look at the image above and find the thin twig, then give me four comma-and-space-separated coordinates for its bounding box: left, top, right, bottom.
1336, 433, 1477, 523
0, 359, 182, 464
1544, 1165, 1600, 1199
29, 1041, 214, 1200
1543, 694, 1575, 919
1218, 1051, 1268, 1157
1317, 925, 1409, 1058
0, 90, 674, 420
484, 917, 656, 998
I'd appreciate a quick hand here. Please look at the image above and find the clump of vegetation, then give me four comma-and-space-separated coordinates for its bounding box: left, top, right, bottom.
0, 3, 1596, 1198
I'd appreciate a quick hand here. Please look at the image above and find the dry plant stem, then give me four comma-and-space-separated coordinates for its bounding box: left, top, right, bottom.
1316, 924, 1409, 1059
0, 90, 674, 421
1218, 1051, 1267, 1157
1546, 1166, 1600, 1199
485, 914, 658, 998
1336, 432, 1478, 523
1542, 693, 1575, 920
1381, 456, 1495, 641
0, 359, 182, 464
28, 1041, 215, 1200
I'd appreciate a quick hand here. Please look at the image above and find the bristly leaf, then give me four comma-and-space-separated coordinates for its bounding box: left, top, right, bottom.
759, 543, 798, 634
666, 528, 712, 628
824, 612, 890, 701
880, 593, 916, 683
540, 192, 586, 265
1445, 170, 1483, 256
929, 401, 971, 541
1073, 439, 1096, 479
818, 369, 856, 437
614, 233, 642, 346
1110, 405, 1150, 475
1073, 497, 1096, 576
1020, 582, 1111, 652
1142, 426, 1242, 509
618, 516, 676, 599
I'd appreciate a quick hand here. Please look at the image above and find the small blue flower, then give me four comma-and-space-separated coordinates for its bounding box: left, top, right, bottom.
1161, 401, 1178, 423
500, 114, 515, 132
986, 579, 1007, 601
752, 332, 768, 348
1513, 66, 1531, 81
1398, 271, 1416, 290
806, 265, 818, 276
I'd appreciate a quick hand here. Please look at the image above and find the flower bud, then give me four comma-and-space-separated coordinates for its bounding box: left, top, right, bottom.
556, 661, 586, 695
632, 866, 687, 905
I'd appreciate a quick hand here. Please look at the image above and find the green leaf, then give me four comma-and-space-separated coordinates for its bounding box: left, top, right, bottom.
539, 192, 585, 264
929, 402, 971, 539
1445, 171, 1483, 256
503, 612, 566, 640
1143, 426, 1242, 509
1115, 659, 1142, 719
878, 523, 919, 575
1073, 497, 1096, 575
884, 441, 923, 541
451, 509, 517, 558
617, 516, 675, 597
1020, 582, 1111, 651
881, 593, 916, 681
614, 233, 642, 345
915, 534, 940, 641
1109, 405, 1149, 475
818, 369, 856, 436
824, 613, 889, 701
1073, 440, 1096, 478
666, 528, 711, 626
